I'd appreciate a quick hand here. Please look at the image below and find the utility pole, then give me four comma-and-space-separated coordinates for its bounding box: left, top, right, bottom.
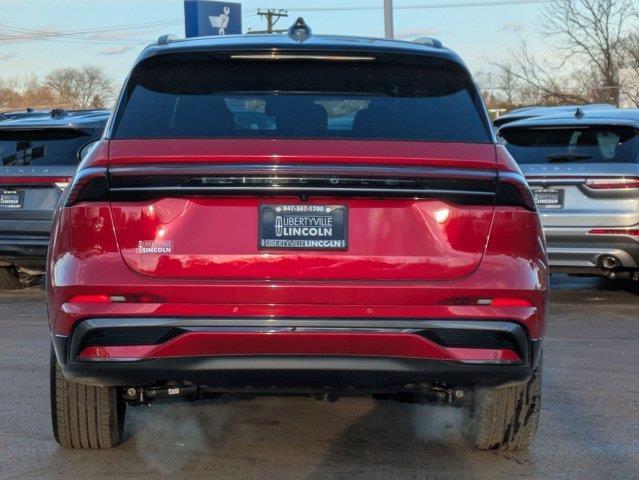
249, 9, 289, 34
383, 0, 394, 39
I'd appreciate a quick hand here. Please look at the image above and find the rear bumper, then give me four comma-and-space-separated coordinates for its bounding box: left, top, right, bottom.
543, 226, 639, 272
53, 318, 541, 390
0, 213, 52, 268
0, 235, 49, 269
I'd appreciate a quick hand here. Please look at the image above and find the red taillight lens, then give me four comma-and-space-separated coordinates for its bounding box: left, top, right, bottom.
585, 178, 639, 189
589, 228, 639, 236
0, 176, 72, 187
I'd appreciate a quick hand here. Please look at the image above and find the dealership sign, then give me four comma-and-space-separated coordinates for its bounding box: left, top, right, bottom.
184, 1, 242, 37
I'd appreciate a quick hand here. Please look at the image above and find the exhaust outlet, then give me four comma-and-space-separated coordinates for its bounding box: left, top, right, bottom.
599, 255, 621, 270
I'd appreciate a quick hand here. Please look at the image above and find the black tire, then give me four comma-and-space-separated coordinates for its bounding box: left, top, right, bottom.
0, 266, 25, 290
462, 364, 541, 451
50, 346, 126, 449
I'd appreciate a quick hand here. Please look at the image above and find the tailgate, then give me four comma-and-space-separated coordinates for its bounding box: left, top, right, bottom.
108, 139, 497, 282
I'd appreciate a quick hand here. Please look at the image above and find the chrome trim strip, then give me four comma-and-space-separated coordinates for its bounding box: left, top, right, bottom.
108, 185, 494, 197
108, 163, 497, 180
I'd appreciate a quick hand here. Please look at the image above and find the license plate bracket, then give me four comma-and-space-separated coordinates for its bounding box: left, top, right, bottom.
0, 189, 24, 209
259, 205, 348, 250
532, 188, 564, 209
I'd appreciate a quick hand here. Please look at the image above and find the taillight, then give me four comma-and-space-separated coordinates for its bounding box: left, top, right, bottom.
0, 176, 72, 187
63, 141, 109, 207
495, 171, 536, 211
63, 167, 108, 206
589, 228, 639, 236
585, 178, 639, 189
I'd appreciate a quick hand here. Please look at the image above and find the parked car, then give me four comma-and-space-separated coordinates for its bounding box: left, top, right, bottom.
48, 20, 548, 450
493, 103, 614, 129
0, 109, 109, 289
498, 106, 639, 279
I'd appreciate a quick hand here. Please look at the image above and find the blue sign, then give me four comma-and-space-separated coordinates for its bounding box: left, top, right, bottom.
184, 1, 242, 37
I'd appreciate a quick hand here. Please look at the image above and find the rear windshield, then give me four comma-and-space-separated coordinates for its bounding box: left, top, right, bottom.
0, 129, 90, 166
500, 125, 639, 163
112, 54, 490, 143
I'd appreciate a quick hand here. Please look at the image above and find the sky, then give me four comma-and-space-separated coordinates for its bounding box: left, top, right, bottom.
0, 0, 549, 90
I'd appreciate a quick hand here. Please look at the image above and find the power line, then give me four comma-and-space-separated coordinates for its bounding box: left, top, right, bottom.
288, 0, 551, 11
249, 9, 289, 34
0, 10, 259, 43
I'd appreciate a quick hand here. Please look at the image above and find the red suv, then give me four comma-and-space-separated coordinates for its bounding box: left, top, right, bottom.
48, 22, 548, 450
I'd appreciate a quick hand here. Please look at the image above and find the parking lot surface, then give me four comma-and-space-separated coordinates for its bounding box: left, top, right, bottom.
0, 275, 637, 480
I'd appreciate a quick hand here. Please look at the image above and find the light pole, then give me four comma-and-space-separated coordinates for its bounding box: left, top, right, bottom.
384, 0, 394, 39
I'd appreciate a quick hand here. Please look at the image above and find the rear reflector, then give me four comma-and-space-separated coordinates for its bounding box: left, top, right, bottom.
489, 298, 533, 307
443, 297, 532, 307
67, 294, 162, 303
68, 294, 111, 303
589, 228, 639, 236
585, 178, 639, 189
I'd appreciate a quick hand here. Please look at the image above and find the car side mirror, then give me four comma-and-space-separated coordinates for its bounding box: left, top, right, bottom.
77, 140, 99, 162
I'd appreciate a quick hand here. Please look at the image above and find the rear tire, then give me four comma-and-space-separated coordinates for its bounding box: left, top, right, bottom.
0, 266, 41, 290
0, 266, 24, 290
50, 346, 126, 449
462, 363, 541, 451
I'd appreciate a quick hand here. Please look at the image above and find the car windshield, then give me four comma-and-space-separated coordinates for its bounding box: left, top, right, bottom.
499, 125, 639, 163
0, 128, 90, 166
112, 54, 491, 143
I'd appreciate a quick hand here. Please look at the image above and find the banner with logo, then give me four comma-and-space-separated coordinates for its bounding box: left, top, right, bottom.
184, 1, 242, 37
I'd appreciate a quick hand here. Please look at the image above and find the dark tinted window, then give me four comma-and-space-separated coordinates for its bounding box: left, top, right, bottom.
0, 129, 90, 166
500, 126, 639, 163
113, 54, 490, 143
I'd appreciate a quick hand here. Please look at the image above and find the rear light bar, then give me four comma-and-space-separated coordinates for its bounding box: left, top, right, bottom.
585, 178, 639, 189
0, 176, 72, 187
64, 163, 536, 212
588, 228, 639, 236
107, 164, 497, 204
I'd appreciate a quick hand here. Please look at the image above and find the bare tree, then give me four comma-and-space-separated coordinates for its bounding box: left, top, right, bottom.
538, 0, 635, 105
45, 65, 113, 109
493, 41, 590, 105
491, 0, 638, 107
620, 33, 639, 106
0, 75, 55, 110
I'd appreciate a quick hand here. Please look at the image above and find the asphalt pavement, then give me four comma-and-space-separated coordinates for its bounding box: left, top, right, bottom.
0, 275, 637, 480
